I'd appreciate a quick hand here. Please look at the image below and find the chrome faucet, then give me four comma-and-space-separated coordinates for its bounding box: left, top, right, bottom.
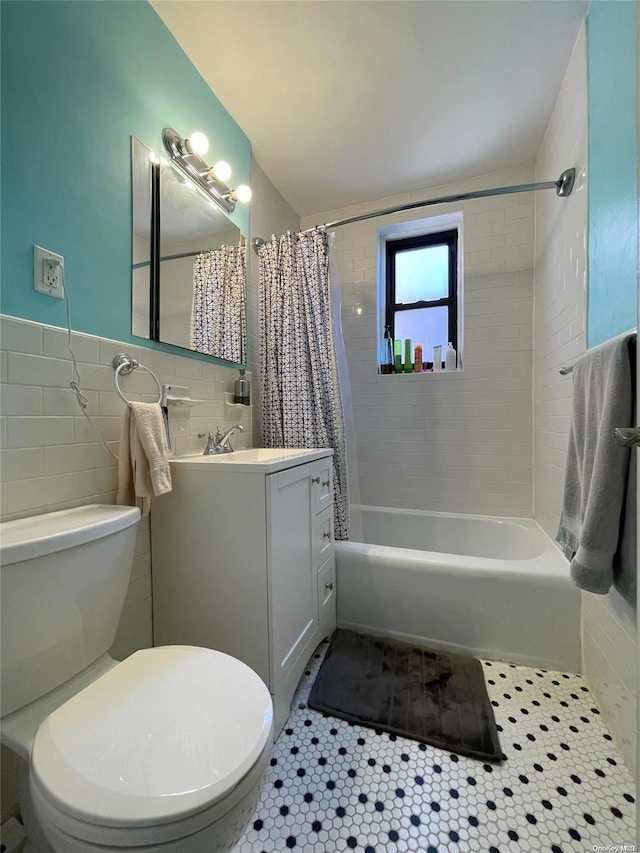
216, 423, 246, 453
197, 424, 246, 455
198, 431, 221, 455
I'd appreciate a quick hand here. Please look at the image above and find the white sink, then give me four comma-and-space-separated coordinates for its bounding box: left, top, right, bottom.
171, 447, 333, 474
207, 448, 311, 462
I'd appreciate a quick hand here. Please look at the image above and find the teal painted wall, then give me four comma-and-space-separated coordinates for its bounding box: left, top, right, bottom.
1, 0, 250, 353
586, 0, 638, 347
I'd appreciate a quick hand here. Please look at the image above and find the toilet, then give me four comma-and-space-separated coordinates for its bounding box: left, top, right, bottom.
0, 504, 273, 853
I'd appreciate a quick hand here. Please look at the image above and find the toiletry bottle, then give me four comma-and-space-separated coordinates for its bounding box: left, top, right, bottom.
382, 325, 394, 374
445, 342, 457, 371
234, 369, 251, 405
414, 343, 423, 372
394, 339, 403, 373
404, 339, 413, 373
432, 344, 442, 371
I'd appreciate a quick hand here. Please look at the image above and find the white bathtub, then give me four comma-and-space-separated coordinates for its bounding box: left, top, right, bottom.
336, 505, 581, 672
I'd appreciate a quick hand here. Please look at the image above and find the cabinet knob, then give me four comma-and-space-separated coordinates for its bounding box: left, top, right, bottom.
322, 480, 330, 487
323, 531, 331, 540
325, 581, 334, 591
311, 476, 320, 484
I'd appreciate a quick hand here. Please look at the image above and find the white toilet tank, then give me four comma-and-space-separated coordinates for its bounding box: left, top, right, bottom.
0, 505, 140, 718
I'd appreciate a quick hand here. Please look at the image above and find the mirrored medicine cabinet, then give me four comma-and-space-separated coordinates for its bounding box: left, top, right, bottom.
131, 136, 247, 365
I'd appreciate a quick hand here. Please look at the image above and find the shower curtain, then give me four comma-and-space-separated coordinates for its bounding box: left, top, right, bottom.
258, 229, 350, 540
191, 245, 246, 362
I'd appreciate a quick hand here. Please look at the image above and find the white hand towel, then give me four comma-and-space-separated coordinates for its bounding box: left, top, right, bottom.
116, 402, 172, 516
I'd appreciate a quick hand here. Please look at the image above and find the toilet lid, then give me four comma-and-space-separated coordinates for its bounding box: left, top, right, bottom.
31, 646, 273, 827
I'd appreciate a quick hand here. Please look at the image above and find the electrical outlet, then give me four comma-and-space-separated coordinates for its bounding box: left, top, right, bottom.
34, 245, 64, 298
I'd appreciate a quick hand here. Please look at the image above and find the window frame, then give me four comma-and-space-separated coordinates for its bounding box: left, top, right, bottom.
385, 228, 459, 357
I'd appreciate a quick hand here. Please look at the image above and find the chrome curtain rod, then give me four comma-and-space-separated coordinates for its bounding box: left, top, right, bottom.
160, 243, 247, 264
159, 249, 209, 263
252, 168, 576, 252
133, 245, 247, 272
132, 249, 222, 267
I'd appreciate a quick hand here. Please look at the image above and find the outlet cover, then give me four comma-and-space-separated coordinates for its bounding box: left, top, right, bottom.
34, 245, 64, 299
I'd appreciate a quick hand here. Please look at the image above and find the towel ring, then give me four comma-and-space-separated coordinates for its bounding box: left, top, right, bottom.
113, 353, 163, 406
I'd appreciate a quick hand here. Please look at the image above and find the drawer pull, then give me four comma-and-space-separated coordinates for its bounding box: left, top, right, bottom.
323, 531, 331, 540
325, 582, 334, 591
311, 476, 320, 484
322, 480, 330, 487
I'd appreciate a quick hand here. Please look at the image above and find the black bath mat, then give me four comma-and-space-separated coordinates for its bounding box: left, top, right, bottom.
308, 630, 502, 762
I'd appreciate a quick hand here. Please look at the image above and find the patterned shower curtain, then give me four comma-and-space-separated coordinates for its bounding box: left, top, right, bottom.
191, 244, 246, 362
258, 229, 350, 540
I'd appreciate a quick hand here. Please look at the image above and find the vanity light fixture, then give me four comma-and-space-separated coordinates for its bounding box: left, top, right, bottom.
211, 160, 232, 182
184, 130, 209, 157
162, 127, 251, 215
226, 184, 252, 204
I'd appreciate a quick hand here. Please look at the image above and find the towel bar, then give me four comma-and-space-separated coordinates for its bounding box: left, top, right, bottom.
559, 329, 636, 376
614, 427, 640, 447
112, 353, 163, 405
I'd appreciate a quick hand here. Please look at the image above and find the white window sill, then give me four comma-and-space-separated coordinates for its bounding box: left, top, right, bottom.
377, 368, 465, 379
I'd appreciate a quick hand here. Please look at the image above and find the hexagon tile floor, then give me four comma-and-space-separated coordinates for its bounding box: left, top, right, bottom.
235, 640, 636, 853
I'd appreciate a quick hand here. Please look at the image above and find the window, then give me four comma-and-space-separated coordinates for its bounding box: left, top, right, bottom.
385, 229, 458, 367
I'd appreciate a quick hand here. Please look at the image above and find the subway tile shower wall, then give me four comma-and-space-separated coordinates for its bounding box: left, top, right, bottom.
533, 26, 587, 557
533, 25, 637, 778
0, 314, 252, 657
302, 164, 536, 517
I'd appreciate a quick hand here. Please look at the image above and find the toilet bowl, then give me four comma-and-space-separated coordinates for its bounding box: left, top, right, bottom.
28, 646, 272, 853
0, 506, 273, 852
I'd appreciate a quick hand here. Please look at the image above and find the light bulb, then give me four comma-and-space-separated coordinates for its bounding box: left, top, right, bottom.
233, 184, 252, 204
185, 131, 209, 157
212, 160, 232, 182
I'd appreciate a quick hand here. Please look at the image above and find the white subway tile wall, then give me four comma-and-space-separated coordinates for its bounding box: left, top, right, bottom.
302, 164, 536, 516
533, 27, 587, 543
533, 24, 636, 776
0, 314, 252, 659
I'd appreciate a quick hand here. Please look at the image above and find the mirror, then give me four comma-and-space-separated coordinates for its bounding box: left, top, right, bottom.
131, 137, 247, 364
131, 138, 153, 341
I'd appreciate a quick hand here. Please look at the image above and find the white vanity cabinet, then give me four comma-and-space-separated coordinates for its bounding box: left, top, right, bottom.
151, 448, 336, 734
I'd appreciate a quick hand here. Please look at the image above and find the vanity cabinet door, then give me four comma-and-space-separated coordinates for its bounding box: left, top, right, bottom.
268, 464, 318, 691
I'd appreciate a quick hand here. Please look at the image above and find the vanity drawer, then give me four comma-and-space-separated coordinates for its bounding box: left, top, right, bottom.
311, 458, 333, 515
312, 506, 334, 570
317, 554, 336, 637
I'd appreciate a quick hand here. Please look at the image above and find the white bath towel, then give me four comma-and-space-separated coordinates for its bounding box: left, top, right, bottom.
556, 334, 634, 594
116, 402, 172, 516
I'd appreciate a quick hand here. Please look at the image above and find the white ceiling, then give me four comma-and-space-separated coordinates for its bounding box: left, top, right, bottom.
151, 0, 588, 217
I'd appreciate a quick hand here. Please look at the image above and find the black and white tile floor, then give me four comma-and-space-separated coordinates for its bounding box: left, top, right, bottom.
236, 641, 636, 853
